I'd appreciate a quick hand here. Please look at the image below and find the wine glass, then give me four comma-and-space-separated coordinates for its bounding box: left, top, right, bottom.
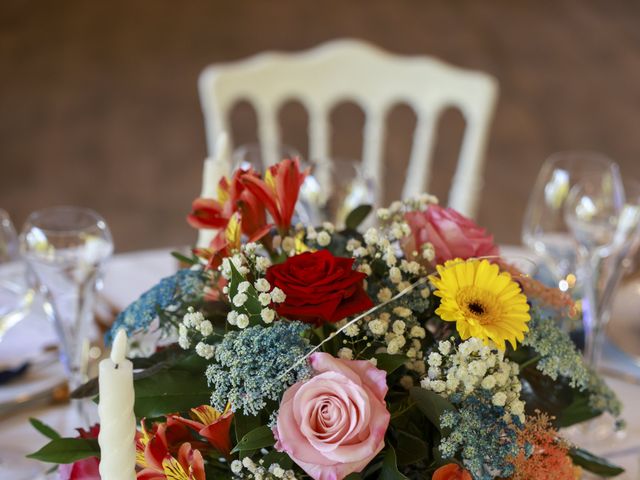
564, 177, 640, 369
298, 158, 377, 229
20, 206, 113, 423
232, 143, 302, 171
522, 151, 623, 289
0, 209, 34, 343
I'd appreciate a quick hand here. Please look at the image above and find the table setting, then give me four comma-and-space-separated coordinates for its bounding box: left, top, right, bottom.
1, 145, 640, 480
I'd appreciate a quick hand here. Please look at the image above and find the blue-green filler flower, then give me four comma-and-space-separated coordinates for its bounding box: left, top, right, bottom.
107, 268, 207, 343
440, 391, 520, 480
206, 321, 312, 416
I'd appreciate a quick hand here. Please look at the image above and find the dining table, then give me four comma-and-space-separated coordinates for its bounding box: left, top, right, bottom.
1, 247, 639, 479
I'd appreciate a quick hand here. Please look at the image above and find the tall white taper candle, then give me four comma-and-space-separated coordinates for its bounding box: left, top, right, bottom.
197, 131, 232, 248
98, 329, 137, 480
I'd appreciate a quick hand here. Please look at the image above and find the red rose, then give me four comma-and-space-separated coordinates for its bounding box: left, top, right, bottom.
404, 205, 498, 266
58, 425, 100, 480
266, 250, 373, 325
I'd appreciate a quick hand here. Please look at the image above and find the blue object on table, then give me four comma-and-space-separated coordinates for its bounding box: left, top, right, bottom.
0, 361, 29, 385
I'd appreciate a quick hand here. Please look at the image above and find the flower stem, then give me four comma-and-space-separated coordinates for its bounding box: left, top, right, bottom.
519, 354, 542, 370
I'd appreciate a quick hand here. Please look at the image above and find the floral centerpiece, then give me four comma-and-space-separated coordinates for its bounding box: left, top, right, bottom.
30, 158, 624, 479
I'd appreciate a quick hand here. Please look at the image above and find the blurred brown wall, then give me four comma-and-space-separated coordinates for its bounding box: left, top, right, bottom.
2, 0, 640, 251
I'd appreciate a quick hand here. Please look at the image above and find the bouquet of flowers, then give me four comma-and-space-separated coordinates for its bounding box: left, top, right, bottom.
30, 158, 625, 479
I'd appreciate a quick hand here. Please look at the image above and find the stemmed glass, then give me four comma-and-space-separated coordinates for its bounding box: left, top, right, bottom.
20, 206, 113, 423
232, 143, 302, 171
564, 177, 640, 369
522, 151, 623, 290
0, 209, 34, 343
298, 158, 377, 229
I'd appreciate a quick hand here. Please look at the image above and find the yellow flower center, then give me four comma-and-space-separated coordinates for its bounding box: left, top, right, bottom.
457, 287, 500, 325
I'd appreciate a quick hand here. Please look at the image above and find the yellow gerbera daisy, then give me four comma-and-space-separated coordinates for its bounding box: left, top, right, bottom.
429, 258, 530, 350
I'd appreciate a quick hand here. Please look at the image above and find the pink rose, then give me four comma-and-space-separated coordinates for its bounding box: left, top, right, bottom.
274, 352, 390, 480
58, 425, 100, 480
404, 205, 498, 265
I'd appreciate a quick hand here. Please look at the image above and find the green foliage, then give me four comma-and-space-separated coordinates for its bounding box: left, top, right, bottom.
409, 387, 455, 433
374, 353, 408, 375
345, 205, 373, 231
231, 425, 275, 454
28, 438, 100, 464
379, 447, 409, 479
519, 367, 601, 427
29, 418, 61, 440
133, 353, 210, 418
171, 250, 200, 266
569, 447, 624, 477
394, 431, 429, 466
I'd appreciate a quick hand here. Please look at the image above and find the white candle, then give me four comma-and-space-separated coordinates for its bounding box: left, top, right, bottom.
201, 131, 231, 198
197, 131, 232, 248
98, 329, 137, 480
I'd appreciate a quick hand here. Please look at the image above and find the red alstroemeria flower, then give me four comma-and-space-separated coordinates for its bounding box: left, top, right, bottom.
136, 418, 207, 480
169, 404, 234, 458
242, 158, 308, 232
161, 443, 205, 480
58, 424, 100, 480
187, 166, 270, 240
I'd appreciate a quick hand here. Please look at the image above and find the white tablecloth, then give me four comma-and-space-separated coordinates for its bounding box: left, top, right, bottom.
1, 248, 639, 479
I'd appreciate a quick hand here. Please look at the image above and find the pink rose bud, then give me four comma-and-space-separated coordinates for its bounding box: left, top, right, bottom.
404, 205, 499, 265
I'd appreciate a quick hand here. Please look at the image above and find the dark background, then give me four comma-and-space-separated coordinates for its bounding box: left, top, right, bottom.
2, 0, 640, 251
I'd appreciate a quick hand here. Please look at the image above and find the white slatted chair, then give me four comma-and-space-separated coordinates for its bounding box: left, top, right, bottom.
198, 38, 498, 219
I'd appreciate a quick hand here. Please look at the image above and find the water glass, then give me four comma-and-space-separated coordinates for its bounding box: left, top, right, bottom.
298, 158, 377, 229
522, 151, 623, 287
565, 177, 640, 368
0, 209, 34, 343
20, 207, 113, 399
232, 142, 302, 171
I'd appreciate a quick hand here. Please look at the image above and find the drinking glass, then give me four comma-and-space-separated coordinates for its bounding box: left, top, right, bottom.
0, 210, 34, 343
564, 177, 640, 369
20, 207, 113, 420
522, 151, 623, 288
298, 158, 377, 229
232, 143, 302, 172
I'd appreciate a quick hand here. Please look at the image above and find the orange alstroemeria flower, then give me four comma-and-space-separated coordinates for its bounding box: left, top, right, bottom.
241, 157, 308, 232
169, 404, 234, 458
136, 418, 207, 480
187, 166, 270, 240
432, 463, 472, 480
161, 443, 205, 480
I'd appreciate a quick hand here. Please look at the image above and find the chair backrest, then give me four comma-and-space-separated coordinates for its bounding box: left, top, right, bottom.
199, 38, 498, 218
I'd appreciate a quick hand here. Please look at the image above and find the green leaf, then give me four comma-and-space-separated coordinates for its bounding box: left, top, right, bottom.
133, 367, 210, 418
374, 353, 408, 375
556, 391, 601, 427
231, 425, 275, 454
395, 431, 429, 465
27, 438, 100, 464
569, 447, 624, 477
409, 387, 455, 433
29, 418, 61, 440
171, 251, 197, 265
345, 205, 372, 231
234, 413, 262, 442
260, 450, 293, 470
379, 446, 409, 479
234, 413, 262, 454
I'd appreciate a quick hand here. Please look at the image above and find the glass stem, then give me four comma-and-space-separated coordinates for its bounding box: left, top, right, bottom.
582, 252, 605, 369
39, 270, 99, 426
